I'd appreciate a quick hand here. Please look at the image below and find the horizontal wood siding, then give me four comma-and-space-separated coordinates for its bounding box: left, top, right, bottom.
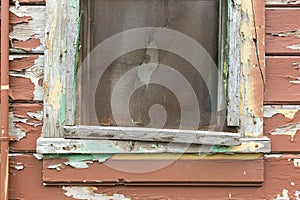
264, 1, 300, 152
8, 154, 300, 199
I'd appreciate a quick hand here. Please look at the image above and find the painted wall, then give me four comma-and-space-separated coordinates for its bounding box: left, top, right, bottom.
3, 0, 300, 199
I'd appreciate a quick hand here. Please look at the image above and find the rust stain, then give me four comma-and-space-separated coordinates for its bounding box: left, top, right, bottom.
9, 76, 35, 101
9, 55, 38, 72
12, 38, 41, 51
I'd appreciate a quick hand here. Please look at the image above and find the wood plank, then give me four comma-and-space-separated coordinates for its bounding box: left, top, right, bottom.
266, 8, 300, 55
64, 126, 241, 146
43, 0, 80, 137
5, 6, 45, 53
239, 0, 265, 136
265, 56, 300, 103
36, 137, 271, 154
43, 156, 264, 186
227, 0, 241, 126
9, 55, 44, 101
7, 154, 300, 199
264, 105, 300, 152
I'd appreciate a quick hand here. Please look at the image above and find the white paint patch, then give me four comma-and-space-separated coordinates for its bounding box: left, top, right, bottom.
33, 153, 43, 160
15, 165, 24, 171
47, 164, 62, 171
293, 159, 300, 167
274, 189, 290, 200
269, 123, 300, 142
9, 113, 26, 140
27, 111, 43, 121
264, 105, 300, 119
65, 162, 90, 169
287, 44, 300, 50
294, 190, 300, 200
62, 186, 131, 200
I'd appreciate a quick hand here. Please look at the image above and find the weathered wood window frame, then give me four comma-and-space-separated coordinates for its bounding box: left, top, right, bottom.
37, 0, 270, 154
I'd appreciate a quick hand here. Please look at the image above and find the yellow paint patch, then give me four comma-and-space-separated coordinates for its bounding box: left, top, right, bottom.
276, 109, 299, 119
229, 141, 261, 152
48, 78, 62, 110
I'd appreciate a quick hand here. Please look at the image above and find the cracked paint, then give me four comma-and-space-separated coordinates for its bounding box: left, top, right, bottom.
264, 106, 300, 119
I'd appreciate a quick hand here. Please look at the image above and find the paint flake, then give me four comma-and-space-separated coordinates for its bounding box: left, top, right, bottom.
62, 186, 131, 200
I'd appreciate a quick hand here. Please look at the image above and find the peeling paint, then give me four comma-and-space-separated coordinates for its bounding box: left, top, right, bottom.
274, 189, 290, 200
33, 153, 43, 160
294, 190, 300, 200
46, 154, 113, 170
48, 78, 63, 110
47, 164, 62, 171
293, 159, 300, 167
270, 123, 299, 142
271, 30, 300, 38
14, 164, 24, 171
264, 105, 300, 119
62, 186, 131, 200
287, 44, 300, 50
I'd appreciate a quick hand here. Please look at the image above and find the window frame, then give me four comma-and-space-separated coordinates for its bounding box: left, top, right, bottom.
38, 0, 270, 155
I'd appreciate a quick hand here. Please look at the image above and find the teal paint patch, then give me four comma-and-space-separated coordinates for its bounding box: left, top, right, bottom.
45, 154, 113, 163
210, 145, 230, 153
70, 0, 77, 8
60, 94, 66, 124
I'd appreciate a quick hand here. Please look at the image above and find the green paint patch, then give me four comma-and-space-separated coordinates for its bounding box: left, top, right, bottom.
60, 94, 66, 124
210, 145, 231, 153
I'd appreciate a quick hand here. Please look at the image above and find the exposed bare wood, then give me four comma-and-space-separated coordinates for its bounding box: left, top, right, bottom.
43, 0, 80, 137
227, 0, 241, 126
36, 137, 271, 154
64, 125, 240, 146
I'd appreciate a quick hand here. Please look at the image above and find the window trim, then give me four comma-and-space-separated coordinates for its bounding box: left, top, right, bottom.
39, 0, 269, 154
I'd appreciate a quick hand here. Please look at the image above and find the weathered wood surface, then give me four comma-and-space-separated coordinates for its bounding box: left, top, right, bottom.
266, 8, 300, 55
239, 0, 265, 137
227, 0, 241, 126
43, 0, 80, 137
9, 104, 43, 152
43, 155, 264, 186
9, 55, 44, 101
3, 6, 46, 53
264, 105, 300, 152
265, 57, 300, 103
7, 154, 300, 199
64, 126, 241, 146
36, 137, 271, 154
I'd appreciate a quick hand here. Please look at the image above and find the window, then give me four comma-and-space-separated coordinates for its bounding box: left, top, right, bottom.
38, 0, 270, 155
